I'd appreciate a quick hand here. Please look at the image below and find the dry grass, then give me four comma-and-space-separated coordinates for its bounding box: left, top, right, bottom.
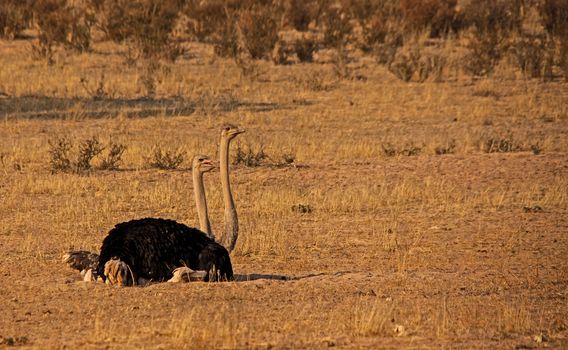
0, 28, 567, 349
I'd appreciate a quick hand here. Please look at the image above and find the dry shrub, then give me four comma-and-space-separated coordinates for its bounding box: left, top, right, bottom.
80, 74, 108, 100
538, 0, 568, 80
89, 0, 183, 61
343, 0, 402, 51
0, 0, 32, 39
400, 0, 459, 37
509, 35, 549, 78
538, 0, 568, 37
31, 0, 93, 63
463, 28, 506, 77
184, 0, 234, 42
100, 143, 127, 170
137, 59, 163, 98
417, 53, 446, 82
148, 146, 185, 170
388, 48, 421, 82
234, 143, 267, 167
560, 37, 568, 80
294, 36, 317, 63
48, 137, 73, 173
76, 137, 104, 172
460, 1, 550, 78
282, 0, 321, 31
238, 5, 279, 60
462, 0, 523, 35
185, 1, 279, 60
382, 143, 422, 156
49, 136, 121, 173
184, 0, 241, 58
291, 70, 333, 91
332, 45, 352, 79
321, 4, 353, 48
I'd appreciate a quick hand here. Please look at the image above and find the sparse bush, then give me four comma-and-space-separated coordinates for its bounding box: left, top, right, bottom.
238, 5, 279, 60
434, 141, 456, 155
560, 38, 568, 80
483, 136, 519, 153
89, 0, 184, 61
30, 0, 94, 63
80, 74, 108, 100
291, 71, 333, 91
137, 59, 161, 98
0, 0, 32, 39
235, 55, 265, 81
184, 0, 233, 42
538, 0, 568, 80
234, 143, 267, 167
149, 146, 185, 170
49, 136, 127, 173
462, 0, 523, 35
509, 35, 547, 78
538, 0, 568, 37
375, 36, 403, 65
294, 37, 317, 63
31, 0, 72, 63
291, 203, 313, 214
100, 143, 127, 170
48, 137, 73, 173
463, 28, 506, 76
271, 40, 289, 65
282, 0, 319, 31
361, 14, 396, 52
343, 0, 401, 52
332, 45, 352, 79
417, 54, 446, 82
280, 152, 296, 166
382, 143, 422, 156
76, 137, 104, 172
388, 49, 421, 82
400, 0, 459, 37
321, 4, 353, 48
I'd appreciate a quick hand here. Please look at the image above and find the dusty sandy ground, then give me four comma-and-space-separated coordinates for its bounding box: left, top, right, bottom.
0, 37, 567, 349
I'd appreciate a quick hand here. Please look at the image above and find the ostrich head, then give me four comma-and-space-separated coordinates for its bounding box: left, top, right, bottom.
220, 124, 245, 141
192, 155, 215, 173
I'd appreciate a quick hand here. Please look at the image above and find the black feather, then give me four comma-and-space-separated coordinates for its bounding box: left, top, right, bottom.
96, 218, 233, 282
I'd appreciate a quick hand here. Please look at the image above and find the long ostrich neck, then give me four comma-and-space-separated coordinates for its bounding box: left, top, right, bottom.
193, 168, 213, 239
220, 136, 238, 252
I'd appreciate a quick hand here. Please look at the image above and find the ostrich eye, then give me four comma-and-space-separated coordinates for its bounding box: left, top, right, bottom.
224, 126, 230, 131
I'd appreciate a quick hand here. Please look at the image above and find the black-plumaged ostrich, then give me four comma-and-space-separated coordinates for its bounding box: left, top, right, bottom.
64, 125, 244, 285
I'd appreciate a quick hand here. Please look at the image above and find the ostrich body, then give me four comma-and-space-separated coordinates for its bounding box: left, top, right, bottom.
96, 217, 233, 283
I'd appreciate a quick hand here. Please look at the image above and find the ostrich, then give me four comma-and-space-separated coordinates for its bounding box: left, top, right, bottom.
64, 125, 245, 285
63, 155, 216, 277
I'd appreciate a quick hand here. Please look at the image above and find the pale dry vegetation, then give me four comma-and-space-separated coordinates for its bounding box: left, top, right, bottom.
1, 0, 568, 349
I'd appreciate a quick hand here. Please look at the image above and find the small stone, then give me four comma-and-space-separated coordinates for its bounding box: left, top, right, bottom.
394, 324, 405, 336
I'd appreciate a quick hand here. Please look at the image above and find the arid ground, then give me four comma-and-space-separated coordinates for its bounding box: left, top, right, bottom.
0, 34, 567, 349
